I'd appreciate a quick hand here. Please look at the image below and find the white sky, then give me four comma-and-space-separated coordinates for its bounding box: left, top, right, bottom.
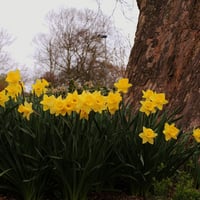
0, 0, 139, 74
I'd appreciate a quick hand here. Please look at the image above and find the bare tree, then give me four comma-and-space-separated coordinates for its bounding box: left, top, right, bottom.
33, 8, 128, 87
0, 29, 13, 72
33, 34, 59, 74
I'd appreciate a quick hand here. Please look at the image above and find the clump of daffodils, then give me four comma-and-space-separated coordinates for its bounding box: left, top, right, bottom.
140, 89, 168, 116
39, 77, 131, 120
4, 69, 25, 101
0, 69, 199, 145
0, 70, 132, 120
0, 70, 24, 110
139, 123, 180, 145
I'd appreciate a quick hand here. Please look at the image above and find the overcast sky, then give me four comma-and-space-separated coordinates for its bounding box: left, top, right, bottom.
0, 0, 139, 73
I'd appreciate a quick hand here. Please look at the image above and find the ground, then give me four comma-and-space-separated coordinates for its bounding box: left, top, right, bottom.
88, 192, 143, 200
0, 192, 144, 200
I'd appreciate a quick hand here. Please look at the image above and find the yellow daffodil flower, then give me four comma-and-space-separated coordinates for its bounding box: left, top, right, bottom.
150, 93, 168, 110
114, 78, 132, 93
193, 128, 200, 143
92, 91, 106, 113
64, 91, 80, 113
5, 83, 23, 100
79, 109, 89, 120
140, 100, 156, 116
139, 127, 157, 144
142, 89, 155, 100
50, 96, 66, 116
18, 101, 33, 120
0, 90, 9, 107
78, 91, 94, 115
106, 91, 122, 115
32, 79, 49, 97
40, 94, 56, 111
163, 123, 179, 141
5, 69, 21, 84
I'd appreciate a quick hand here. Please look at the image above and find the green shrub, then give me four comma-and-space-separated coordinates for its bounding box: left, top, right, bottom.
153, 177, 173, 199
173, 171, 200, 200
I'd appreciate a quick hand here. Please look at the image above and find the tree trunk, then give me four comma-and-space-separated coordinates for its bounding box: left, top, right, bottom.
126, 0, 200, 129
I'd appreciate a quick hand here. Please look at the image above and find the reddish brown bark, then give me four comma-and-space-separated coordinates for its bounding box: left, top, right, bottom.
126, 0, 200, 129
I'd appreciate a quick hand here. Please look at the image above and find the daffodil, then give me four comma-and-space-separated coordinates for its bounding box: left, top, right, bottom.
150, 92, 168, 110
5, 83, 23, 100
163, 123, 179, 141
78, 91, 95, 115
140, 100, 156, 116
64, 90, 80, 113
79, 109, 89, 120
114, 78, 132, 93
106, 91, 122, 114
50, 96, 66, 116
193, 128, 200, 143
32, 79, 49, 97
92, 91, 106, 113
139, 127, 157, 144
142, 89, 155, 100
5, 69, 21, 84
0, 90, 9, 107
40, 94, 56, 111
18, 101, 33, 120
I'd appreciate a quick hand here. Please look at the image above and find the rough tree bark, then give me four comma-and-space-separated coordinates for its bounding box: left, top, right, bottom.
126, 0, 200, 129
